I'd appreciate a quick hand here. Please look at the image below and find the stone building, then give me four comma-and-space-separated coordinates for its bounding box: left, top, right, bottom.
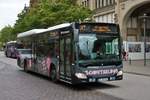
77, 0, 115, 23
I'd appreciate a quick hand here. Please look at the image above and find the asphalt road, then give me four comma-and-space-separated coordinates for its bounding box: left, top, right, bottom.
0, 51, 150, 100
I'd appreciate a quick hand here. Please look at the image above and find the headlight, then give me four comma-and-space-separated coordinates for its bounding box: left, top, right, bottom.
75, 73, 87, 79
117, 70, 123, 76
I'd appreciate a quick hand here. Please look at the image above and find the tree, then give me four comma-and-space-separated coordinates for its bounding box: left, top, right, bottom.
0, 26, 15, 44
13, 0, 92, 33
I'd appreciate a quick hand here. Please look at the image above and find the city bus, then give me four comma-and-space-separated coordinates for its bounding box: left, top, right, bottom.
5, 41, 23, 58
17, 22, 123, 84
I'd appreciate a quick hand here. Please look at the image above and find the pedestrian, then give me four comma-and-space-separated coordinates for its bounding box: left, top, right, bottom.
122, 49, 127, 60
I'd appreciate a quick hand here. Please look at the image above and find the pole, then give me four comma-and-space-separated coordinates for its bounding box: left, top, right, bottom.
143, 13, 146, 66
139, 14, 150, 66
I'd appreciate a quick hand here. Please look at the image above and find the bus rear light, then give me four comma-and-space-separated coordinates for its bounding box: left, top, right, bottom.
75, 73, 87, 79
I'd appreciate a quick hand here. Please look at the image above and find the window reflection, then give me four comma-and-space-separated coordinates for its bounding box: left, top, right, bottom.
78, 34, 119, 60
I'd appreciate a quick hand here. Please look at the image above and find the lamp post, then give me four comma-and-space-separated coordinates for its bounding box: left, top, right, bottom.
24, 4, 28, 13
143, 14, 147, 66
139, 13, 149, 66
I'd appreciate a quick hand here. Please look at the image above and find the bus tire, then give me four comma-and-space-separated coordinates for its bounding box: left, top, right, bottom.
11, 53, 13, 58
17, 58, 21, 66
6, 54, 8, 57
5, 52, 8, 57
7, 52, 11, 57
50, 65, 57, 82
23, 60, 28, 72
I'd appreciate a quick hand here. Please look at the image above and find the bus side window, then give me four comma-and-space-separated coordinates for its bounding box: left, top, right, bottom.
36, 44, 45, 57
54, 40, 59, 58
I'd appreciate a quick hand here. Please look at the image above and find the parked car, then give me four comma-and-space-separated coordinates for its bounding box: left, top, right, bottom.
17, 49, 32, 68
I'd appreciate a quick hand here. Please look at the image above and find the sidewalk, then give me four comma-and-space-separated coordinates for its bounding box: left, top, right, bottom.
123, 60, 150, 76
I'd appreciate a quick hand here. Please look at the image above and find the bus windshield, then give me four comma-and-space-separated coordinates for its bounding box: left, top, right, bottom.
78, 34, 120, 61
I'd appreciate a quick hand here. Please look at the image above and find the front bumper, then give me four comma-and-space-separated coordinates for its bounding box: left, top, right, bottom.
72, 74, 123, 84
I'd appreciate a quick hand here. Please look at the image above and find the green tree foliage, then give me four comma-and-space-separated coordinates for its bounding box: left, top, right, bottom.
0, 26, 15, 44
14, 0, 92, 33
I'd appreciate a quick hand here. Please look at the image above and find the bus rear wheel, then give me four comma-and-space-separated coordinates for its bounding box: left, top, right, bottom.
17, 58, 21, 66
5, 52, 8, 57
23, 60, 28, 72
50, 66, 57, 82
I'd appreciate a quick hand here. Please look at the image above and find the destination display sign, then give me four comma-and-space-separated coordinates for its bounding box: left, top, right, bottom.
79, 24, 118, 33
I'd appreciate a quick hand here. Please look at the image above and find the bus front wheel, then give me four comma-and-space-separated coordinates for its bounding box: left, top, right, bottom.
50, 66, 57, 82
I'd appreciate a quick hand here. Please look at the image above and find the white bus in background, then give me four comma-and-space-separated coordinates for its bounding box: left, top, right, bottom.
4, 41, 23, 58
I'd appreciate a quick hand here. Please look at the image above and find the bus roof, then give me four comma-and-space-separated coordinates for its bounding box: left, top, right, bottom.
17, 29, 46, 38
47, 23, 71, 31
17, 23, 72, 38
17, 23, 118, 38
7, 41, 17, 44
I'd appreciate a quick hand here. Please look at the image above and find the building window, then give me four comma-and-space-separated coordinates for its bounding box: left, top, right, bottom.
107, 0, 110, 6
110, 0, 115, 5
82, 2, 84, 6
108, 14, 112, 23
95, 17, 98, 22
95, 0, 115, 9
111, 0, 115, 5
81, 0, 85, 7
103, 0, 106, 7
99, 16, 102, 22
84, 1, 86, 6
87, 0, 89, 7
95, 0, 99, 8
82, 0, 90, 7
100, 0, 103, 8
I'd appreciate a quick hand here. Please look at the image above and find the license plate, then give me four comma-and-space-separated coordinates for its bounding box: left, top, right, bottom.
89, 78, 96, 82
110, 77, 116, 80
98, 78, 108, 82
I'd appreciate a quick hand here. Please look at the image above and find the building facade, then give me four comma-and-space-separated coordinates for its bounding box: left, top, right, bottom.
77, 0, 115, 23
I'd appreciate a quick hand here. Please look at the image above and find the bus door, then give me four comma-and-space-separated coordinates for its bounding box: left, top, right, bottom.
29, 41, 38, 72
59, 33, 72, 81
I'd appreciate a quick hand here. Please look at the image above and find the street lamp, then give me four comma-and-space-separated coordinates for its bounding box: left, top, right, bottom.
139, 13, 150, 66
24, 4, 28, 13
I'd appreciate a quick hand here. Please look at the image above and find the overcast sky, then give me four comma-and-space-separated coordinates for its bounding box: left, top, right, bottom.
0, 0, 29, 30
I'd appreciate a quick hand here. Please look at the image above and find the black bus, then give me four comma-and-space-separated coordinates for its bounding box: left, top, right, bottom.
17, 22, 123, 84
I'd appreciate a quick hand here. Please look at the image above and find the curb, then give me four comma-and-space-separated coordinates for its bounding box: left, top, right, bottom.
124, 71, 150, 77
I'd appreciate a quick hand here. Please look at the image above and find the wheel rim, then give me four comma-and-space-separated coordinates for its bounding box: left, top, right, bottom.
51, 68, 56, 80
